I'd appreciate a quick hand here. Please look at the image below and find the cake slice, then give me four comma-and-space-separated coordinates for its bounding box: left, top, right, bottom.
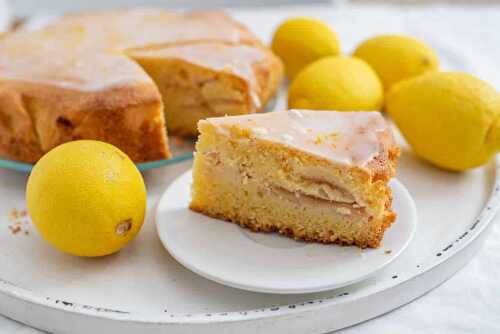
190, 110, 400, 248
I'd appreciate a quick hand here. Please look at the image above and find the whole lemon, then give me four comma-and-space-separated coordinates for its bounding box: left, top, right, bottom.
386, 72, 500, 171
288, 56, 383, 111
353, 34, 439, 91
26, 140, 147, 257
271, 17, 340, 80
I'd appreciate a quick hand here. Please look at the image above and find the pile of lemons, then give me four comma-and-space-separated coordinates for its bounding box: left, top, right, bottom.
272, 17, 500, 172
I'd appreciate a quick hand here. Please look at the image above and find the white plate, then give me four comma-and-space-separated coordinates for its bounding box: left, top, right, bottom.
156, 171, 417, 294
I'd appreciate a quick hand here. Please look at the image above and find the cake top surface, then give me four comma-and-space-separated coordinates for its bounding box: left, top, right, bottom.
205, 109, 397, 167
0, 10, 264, 92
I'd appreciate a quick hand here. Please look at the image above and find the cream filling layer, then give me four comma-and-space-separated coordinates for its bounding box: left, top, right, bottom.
271, 176, 357, 205
270, 186, 367, 218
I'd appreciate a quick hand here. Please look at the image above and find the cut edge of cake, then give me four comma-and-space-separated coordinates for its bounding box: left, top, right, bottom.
128, 43, 283, 137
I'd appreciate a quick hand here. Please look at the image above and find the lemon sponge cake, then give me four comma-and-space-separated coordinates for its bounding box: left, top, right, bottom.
190, 110, 400, 248
0, 10, 282, 163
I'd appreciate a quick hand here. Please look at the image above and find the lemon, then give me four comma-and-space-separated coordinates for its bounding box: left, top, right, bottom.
353, 34, 439, 91
386, 72, 500, 171
26, 140, 147, 257
271, 17, 340, 80
288, 56, 383, 111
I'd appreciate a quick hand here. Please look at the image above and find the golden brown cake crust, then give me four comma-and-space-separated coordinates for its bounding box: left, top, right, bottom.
0, 9, 283, 163
0, 81, 169, 163
190, 203, 396, 248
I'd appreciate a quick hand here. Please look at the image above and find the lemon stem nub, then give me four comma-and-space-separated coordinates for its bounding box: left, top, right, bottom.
116, 219, 132, 236
486, 113, 500, 154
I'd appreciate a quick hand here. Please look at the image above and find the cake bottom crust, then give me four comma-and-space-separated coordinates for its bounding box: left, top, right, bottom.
190, 203, 396, 249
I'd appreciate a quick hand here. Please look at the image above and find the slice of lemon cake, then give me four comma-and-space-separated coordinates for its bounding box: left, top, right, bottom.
190, 110, 400, 248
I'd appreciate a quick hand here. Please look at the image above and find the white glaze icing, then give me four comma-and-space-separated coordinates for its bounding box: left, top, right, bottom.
38, 10, 255, 51
0, 10, 261, 92
206, 110, 392, 167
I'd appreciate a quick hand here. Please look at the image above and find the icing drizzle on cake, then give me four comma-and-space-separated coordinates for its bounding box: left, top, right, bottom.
0, 10, 265, 96
206, 110, 394, 167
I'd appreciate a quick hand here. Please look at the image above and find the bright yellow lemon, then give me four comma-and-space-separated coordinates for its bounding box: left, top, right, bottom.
26, 140, 147, 257
353, 34, 439, 91
288, 56, 383, 111
272, 17, 340, 80
386, 72, 500, 171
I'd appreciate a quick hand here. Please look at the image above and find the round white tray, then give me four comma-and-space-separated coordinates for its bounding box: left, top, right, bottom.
0, 146, 497, 333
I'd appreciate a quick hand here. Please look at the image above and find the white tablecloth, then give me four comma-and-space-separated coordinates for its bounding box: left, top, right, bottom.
0, 0, 11, 31
0, 3, 499, 333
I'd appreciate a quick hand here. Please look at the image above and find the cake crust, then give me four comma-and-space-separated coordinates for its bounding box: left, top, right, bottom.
0, 81, 168, 163
190, 203, 396, 248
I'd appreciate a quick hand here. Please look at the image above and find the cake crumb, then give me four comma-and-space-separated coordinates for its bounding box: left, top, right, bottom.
9, 224, 21, 235
385, 249, 392, 255
7, 208, 31, 236
314, 135, 322, 145
9, 209, 18, 221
